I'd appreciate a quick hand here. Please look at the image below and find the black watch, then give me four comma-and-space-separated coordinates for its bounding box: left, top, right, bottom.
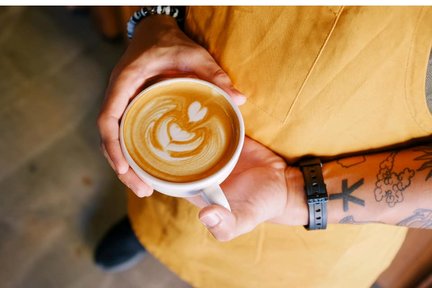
299, 158, 328, 230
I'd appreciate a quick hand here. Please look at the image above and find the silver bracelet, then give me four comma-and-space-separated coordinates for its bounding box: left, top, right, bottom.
127, 6, 182, 39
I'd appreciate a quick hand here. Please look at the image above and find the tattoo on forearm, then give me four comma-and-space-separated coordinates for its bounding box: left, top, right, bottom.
329, 178, 365, 212
336, 156, 366, 169
374, 152, 415, 207
340, 210, 432, 228
397, 209, 432, 228
414, 145, 432, 181
339, 215, 384, 225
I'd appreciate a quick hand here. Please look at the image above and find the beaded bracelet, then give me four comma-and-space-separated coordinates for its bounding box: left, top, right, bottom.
127, 6, 183, 39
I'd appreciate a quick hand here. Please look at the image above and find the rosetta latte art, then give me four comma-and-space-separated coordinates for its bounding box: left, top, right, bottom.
123, 83, 239, 183
148, 99, 218, 161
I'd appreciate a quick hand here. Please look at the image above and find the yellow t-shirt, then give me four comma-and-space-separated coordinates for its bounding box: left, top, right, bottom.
128, 7, 432, 288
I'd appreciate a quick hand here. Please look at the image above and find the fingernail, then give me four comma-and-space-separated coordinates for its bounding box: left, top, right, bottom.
236, 96, 247, 105
200, 213, 221, 228
137, 186, 151, 197
117, 164, 128, 175
229, 88, 247, 105
136, 189, 146, 198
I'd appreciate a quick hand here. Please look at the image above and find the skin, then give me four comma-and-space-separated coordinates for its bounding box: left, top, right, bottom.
98, 14, 432, 242
97, 15, 246, 197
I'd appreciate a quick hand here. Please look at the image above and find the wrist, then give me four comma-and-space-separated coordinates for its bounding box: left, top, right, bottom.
284, 166, 308, 226
128, 6, 183, 40
134, 14, 181, 41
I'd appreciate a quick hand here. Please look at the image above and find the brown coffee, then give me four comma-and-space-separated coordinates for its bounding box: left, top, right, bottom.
122, 80, 240, 183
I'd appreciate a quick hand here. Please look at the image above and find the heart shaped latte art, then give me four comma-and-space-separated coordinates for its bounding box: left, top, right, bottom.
169, 123, 195, 142
123, 82, 239, 183
151, 103, 206, 160
188, 101, 208, 123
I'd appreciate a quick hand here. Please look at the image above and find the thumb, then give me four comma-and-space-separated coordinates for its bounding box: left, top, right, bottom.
191, 57, 247, 106
199, 205, 257, 242
199, 205, 236, 241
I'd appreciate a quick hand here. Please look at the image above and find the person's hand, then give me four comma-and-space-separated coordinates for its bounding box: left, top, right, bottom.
97, 15, 247, 197
196, 137, 308, 241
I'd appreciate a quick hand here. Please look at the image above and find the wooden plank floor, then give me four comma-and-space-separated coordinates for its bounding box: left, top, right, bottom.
0, 7, 190, 288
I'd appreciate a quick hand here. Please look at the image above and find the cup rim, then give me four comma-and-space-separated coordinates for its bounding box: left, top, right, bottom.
119, 77, 245, 193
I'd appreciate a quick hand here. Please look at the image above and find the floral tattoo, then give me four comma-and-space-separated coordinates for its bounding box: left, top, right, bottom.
374, 152, 415, 207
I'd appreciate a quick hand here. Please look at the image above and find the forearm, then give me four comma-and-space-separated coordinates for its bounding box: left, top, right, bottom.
286, 144, 432, 228
324, 144, 432, 228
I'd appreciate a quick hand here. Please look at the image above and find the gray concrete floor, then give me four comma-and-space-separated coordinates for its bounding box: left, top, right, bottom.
0, 7, 190, 288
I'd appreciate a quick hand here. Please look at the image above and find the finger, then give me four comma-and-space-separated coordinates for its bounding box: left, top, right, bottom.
189, 55, 247, 106
100, 142, 117, 172
97, 114, 129, 174
185, 195, 209, 209
118, 167, 153, 198
98, 61, 158, 173
199, 205, 257, 242
98, 59, 184, 174
103, 71, 145, 119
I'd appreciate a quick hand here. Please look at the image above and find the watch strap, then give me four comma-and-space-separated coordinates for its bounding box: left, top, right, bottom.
299, 158, 328, 230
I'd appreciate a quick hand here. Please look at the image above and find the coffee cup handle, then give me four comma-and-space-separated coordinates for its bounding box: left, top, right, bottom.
200, 185, 231, 212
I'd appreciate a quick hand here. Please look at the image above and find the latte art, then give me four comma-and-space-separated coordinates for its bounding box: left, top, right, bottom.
123, 81, 240, 182
147, 99, 215, 161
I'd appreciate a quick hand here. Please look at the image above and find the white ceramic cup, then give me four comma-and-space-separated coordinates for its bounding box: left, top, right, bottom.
119, 78, 245, 211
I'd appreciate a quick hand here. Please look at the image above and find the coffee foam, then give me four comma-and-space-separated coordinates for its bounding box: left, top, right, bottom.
123, 81, 239, 183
